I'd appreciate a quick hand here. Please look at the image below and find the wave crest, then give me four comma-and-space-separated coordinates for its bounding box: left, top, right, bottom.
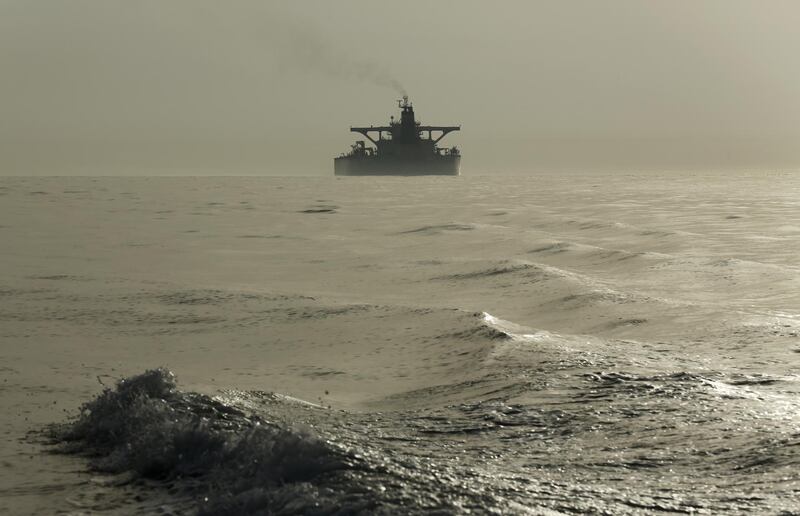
50, 369, 361, 514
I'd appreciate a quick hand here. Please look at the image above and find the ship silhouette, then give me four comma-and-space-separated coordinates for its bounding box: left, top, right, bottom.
334, 96, 461, 176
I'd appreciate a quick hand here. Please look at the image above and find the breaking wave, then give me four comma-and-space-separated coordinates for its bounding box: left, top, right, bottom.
49, 370, 371, 515
48, 369, 535, 514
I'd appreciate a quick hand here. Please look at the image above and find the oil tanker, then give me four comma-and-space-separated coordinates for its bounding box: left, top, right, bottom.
334, 97, 461, 176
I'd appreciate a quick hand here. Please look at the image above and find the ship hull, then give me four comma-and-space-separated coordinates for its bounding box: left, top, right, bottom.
334, 155, 460, 176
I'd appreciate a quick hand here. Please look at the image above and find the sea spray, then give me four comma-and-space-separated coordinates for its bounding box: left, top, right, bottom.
49, 368, 520, 514
49, 369, 369, 514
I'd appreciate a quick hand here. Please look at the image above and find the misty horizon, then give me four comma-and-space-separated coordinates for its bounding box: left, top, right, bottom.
2, 1, 799, 175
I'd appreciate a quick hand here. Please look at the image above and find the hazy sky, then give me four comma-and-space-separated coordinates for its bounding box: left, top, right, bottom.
1, 0, 799, 174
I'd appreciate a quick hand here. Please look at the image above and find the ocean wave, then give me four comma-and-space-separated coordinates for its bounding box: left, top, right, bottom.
440, 315, 512, 341
41, 344, 800, 514
527, 240, 671, 262
578, 369, 800, 407
398, 223, 477, 234
49, 369, 536, 515
432, 259, 576, 283
480, 312, 593, 348
48, 369, 378, 515
434, 261, 537, 280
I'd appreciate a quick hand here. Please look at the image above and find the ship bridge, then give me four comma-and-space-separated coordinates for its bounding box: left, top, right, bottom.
350, 96, 460, 146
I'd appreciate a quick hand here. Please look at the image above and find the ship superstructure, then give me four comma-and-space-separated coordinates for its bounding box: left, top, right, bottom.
334, 97, 461, 176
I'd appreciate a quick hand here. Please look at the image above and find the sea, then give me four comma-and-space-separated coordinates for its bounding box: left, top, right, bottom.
1, 172, 799, 515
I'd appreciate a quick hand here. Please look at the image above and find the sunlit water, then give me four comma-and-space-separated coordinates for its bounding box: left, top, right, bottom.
1, 172, 799, 514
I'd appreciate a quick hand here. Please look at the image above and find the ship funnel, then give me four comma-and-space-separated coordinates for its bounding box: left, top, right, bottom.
399, 95, 410, 108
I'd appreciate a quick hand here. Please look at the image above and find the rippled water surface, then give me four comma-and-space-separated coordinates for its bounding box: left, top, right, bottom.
1, 173, 799, 514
